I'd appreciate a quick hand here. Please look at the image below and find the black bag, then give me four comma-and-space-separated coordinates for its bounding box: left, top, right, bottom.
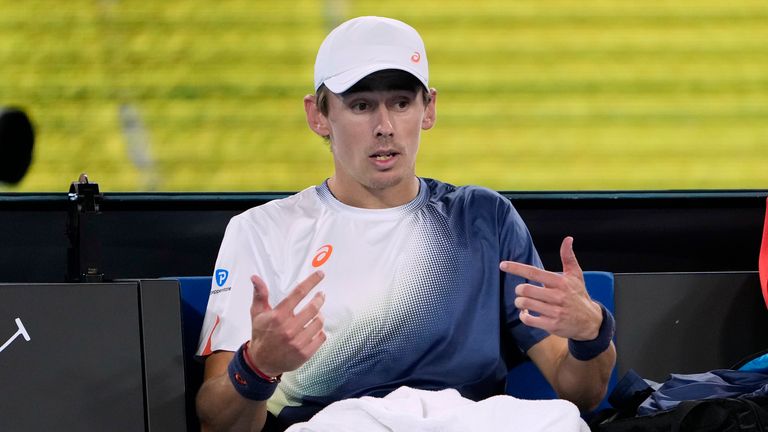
592, 396, 768, 432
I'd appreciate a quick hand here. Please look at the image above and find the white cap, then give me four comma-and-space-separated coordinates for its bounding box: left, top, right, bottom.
313, 16, 429, 93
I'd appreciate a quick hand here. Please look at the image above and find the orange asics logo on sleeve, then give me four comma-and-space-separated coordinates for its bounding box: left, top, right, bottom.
411, 51, 421, 63
312, 244, 333, 267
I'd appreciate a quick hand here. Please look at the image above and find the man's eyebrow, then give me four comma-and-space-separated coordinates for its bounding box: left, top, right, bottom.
343, 88, 417, 98
339, 92, 372, 103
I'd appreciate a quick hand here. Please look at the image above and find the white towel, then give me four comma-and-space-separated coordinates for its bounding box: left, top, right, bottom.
284, 386, 590, 432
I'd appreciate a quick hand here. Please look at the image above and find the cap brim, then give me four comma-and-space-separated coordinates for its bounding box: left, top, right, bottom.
321, 63, 429, 93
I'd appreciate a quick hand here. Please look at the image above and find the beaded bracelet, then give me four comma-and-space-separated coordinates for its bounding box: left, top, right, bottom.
568, 303, 615, 361
227, 343, 281, 401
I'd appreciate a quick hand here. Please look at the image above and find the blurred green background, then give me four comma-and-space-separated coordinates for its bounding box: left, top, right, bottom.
1, 0, 767, 192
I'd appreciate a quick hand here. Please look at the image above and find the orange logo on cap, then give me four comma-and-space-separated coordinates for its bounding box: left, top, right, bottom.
312, 244, 333, 268
411, 52, 421, 63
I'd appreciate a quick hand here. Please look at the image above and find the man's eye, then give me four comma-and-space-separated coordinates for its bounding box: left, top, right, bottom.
351, 102, 368, 111
393, 99, 411, 110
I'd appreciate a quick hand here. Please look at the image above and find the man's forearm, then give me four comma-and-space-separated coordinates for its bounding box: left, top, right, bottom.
197, 374, 269, 432
554, 341, 616, 412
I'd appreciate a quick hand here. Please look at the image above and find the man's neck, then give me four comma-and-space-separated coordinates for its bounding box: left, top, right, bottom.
327, 176, 420, 209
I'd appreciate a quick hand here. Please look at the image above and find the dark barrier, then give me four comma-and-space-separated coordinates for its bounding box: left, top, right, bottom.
0, 189, 766, 282
614, 271, 768, 382
0, 280, 187, 431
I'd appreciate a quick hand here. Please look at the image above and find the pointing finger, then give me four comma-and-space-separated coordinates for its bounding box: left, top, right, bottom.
277, 270, 325, 312
500, 260, 562, 287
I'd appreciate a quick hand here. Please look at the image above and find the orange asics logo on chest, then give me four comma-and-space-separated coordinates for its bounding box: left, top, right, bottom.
312, 244, 333, 267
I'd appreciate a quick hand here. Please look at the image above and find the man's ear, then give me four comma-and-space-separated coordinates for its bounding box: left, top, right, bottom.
304, 94, 330, 137
421, 88, 437, 130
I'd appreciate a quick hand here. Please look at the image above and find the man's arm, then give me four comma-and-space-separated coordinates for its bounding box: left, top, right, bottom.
500, 236, 616, 411
527, 335, 616, 411
197, 351, 269, 432
196, 272, 327, 432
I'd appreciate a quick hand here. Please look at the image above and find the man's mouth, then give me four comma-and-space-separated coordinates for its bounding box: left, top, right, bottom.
370, 151, 399, 161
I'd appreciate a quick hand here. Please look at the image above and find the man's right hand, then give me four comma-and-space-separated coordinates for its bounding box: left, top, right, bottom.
246, 271, 327, 377
197, 272, 326, 432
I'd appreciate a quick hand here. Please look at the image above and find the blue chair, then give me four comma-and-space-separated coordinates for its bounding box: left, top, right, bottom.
177, 276, 213, 361
175, 276, 213, 431
505, 271, 617, 412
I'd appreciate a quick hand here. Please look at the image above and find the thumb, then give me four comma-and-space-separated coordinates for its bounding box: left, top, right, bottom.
560, 236, 583, 278
250, 274, 272, 316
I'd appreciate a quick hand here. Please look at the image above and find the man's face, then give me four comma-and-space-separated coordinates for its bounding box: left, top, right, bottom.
321, 87, 436, 194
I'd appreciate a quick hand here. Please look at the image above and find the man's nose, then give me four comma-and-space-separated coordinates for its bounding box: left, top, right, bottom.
374, 106, 394, 138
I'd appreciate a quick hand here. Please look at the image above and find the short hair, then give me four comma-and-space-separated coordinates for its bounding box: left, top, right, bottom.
315, 69, 431, 117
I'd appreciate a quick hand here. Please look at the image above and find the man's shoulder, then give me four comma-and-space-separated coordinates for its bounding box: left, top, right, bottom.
423, 178, 510, 206
232, 185, 321, 228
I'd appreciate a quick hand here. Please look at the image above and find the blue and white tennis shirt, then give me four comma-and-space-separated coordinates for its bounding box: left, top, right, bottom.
197, 177, 549, 424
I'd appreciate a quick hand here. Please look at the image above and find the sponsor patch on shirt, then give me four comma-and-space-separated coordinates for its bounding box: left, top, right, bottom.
215, 268, 229, 287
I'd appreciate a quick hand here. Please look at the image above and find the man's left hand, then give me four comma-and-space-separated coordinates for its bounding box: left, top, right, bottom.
500, 236, 602, 341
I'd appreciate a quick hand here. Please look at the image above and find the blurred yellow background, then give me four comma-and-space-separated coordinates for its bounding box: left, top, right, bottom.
1, 0, 767, 192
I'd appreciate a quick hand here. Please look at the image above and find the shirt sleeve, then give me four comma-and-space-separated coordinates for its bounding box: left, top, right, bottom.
498, 198, 551, 354
196, 211, 279, 357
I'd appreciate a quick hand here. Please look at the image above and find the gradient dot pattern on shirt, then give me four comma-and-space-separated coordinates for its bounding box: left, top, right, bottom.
279, 204, 470, 403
